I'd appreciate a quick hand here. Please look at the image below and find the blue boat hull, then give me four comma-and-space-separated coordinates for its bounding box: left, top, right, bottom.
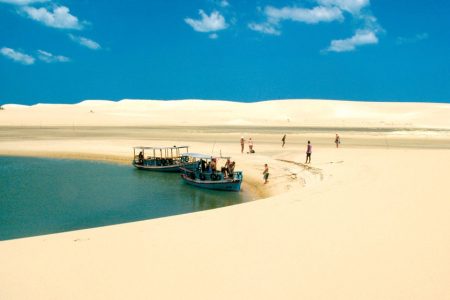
181, 174, 242, 191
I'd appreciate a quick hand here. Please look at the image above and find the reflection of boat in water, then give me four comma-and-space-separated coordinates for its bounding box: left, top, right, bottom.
180, 153, 243, 191
132, 146, 197, 172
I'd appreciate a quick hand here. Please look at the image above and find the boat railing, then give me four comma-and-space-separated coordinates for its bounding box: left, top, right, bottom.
181, 167, 243, 182
233, 171, 243, 181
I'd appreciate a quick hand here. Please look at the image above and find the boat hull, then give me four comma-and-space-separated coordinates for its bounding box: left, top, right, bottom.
133, 161, 197, 172
180, 174, 242, 191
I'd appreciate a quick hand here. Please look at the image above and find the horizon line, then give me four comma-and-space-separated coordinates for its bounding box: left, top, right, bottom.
2, 97, 450, 106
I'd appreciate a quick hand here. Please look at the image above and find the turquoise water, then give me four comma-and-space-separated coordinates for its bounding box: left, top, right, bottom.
0, 156, 248, 241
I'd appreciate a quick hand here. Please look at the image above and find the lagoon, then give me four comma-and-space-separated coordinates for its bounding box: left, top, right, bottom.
0, 156, 248, 241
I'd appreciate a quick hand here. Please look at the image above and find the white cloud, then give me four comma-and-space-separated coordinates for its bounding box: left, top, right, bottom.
249, 5, 343, 36
68, 34, 101, 50
396, 33, 429, 45
209, 33, 218, 39
325, 29, 378, 52
249, 0, 382, 53
185, 10, 228, 33
0, 0, 48, 5
37, 49, 70, 63
219, 0, 229, 7
265, 5, 344, 24
361, 14, 382, 32
316, 0, 370, 14
0, 47, 35, 65
21, 5, 83, 29
248, 22, 280, 35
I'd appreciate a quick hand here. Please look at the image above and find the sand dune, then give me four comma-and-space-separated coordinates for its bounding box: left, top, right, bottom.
2, 99, 450, 128
0, 99, 449, 299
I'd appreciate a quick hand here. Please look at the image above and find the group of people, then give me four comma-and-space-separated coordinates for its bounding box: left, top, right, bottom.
222, 158, 236, 177
199, 158, 236, 178
198, 158, 215, 173
256, 133, 342, 184
240, 136, 255, 154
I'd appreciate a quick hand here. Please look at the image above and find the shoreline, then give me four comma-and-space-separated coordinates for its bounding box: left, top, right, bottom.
1, 122, 449, 202
0, 151, 267, 201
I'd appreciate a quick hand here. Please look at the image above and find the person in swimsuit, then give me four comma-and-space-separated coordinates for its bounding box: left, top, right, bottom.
305, 141, 312, 164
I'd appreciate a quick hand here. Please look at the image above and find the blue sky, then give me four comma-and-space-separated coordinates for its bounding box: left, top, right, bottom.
0, 0, 449, 104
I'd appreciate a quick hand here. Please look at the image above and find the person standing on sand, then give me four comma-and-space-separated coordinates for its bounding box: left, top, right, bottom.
305, 141, 312, 164
240, 136, 245, 153
263, 164, 269, 184
282, 134, 286, 147
248, 138, 254, 153
335, 133, 340, 148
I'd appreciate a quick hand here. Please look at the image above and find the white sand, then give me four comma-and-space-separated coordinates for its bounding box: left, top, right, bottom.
0, 99, 450, 299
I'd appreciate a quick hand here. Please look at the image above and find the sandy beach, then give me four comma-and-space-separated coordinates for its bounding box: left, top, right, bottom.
1, 99, 450, 299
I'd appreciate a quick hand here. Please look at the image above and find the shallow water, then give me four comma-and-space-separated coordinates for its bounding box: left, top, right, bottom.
0, 156, 248, 241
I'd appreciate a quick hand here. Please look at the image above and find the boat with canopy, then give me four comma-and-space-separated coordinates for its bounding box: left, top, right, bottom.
180, 153, 243, 191
132, 146, 197, 172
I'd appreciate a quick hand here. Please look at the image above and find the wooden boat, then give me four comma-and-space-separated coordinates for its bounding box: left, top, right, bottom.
132, 146, 197, 172
180, 153, 243, 191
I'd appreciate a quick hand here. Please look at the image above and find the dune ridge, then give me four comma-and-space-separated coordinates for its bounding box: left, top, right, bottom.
2, 99, 449, 129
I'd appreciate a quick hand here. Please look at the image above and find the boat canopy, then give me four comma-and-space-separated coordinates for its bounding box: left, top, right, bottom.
182, 153, 213, 159
182, 153, 231, 160
133, 146, 190, 159
133, 146, 189, 150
